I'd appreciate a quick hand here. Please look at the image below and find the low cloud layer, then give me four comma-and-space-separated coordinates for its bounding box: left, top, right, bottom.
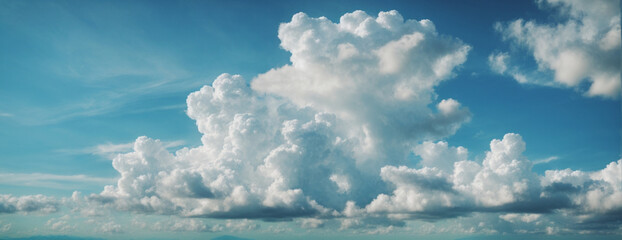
492, 0, 621, 98
0, 194, 59, 214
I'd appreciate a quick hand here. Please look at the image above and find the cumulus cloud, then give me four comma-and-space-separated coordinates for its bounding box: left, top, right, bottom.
364, 133, 540, 217
543, 159, 622, 216
488, 52, 509, 75
150, 218, 212, 232
46, 215, 75, 232
493, 0, 621, 98
0, 194, 59, 214
414, 140, 467, 173
98, 221, 123, 233
253, 10, 471, 169
298, 218, 325, 229
79, 10, 471, 221
326, 133, 620, 234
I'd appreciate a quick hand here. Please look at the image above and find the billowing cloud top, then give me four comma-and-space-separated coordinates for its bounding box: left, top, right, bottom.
253, 10, 472, 168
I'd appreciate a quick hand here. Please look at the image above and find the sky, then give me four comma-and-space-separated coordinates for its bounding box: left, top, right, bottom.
0, 0, 620, 239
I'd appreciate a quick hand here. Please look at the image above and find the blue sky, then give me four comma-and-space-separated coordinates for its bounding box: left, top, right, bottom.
0, 0, 620, 239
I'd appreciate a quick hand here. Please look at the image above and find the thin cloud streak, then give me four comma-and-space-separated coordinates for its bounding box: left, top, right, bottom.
533, 156, 560, 165
0, 172, 117, 190
56, 139, 186, 158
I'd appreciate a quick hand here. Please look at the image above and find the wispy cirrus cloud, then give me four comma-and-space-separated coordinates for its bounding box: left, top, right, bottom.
55, 139, 185, 159
0, 172, 116, 190
533, 156, 560, 165
0, 1, 202, 125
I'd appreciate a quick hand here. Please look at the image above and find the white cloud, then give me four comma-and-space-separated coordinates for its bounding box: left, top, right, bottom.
330, 174, 352, 194
0, 194, 59, 214
493, 0, 621, 98
0, 221, 11, 232
56, 139, 185, 159
98, 221, 123, 233
499, 213, 541, 223
225, 219, 260, 232
151, 218, 211, 232
46, 216, 75, 232
539, 160, 622, 215
81, 10, 471, 220
533, 156, 559, 165
585, 160, 622, 212
92, 142, 135, 155
365, 225, 395, 234
488, 52, 509, 74
414, 140, 468, 173
0, 172, 115, 190
466, 133, 539, 207
253, 10, 471, 170
365, 165, 461, 214
299, 218, 325, 229
264, 224, 292, 234
363, 133, 540, 215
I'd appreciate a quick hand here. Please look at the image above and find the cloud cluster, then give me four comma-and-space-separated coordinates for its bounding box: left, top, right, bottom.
492, 0, 621, 98
364, 135, 622, 221
82, 10, 471, 220
5, 9, 619, 235
0, 194, 59, 214
331, 135, 620, 232
65, 10, 622, 234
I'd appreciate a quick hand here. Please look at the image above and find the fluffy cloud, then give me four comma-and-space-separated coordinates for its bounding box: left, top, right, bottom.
298, 218, 325, 229
98, 221, 123, 233
253, 10, 471, 169
488, 52, 509, 75
46, 215, 75, 232
493, 0, 621, 98
543, 159, 622, 216
0, 194, 59, 214
81, 10, 471, 220
150, 218, 212, 232
459, 133, 540, 208
364, 134, 540, 217
328, 133, 621, 233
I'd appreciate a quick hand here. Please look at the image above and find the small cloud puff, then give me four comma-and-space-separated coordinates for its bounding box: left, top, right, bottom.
493, 0, 621, 98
